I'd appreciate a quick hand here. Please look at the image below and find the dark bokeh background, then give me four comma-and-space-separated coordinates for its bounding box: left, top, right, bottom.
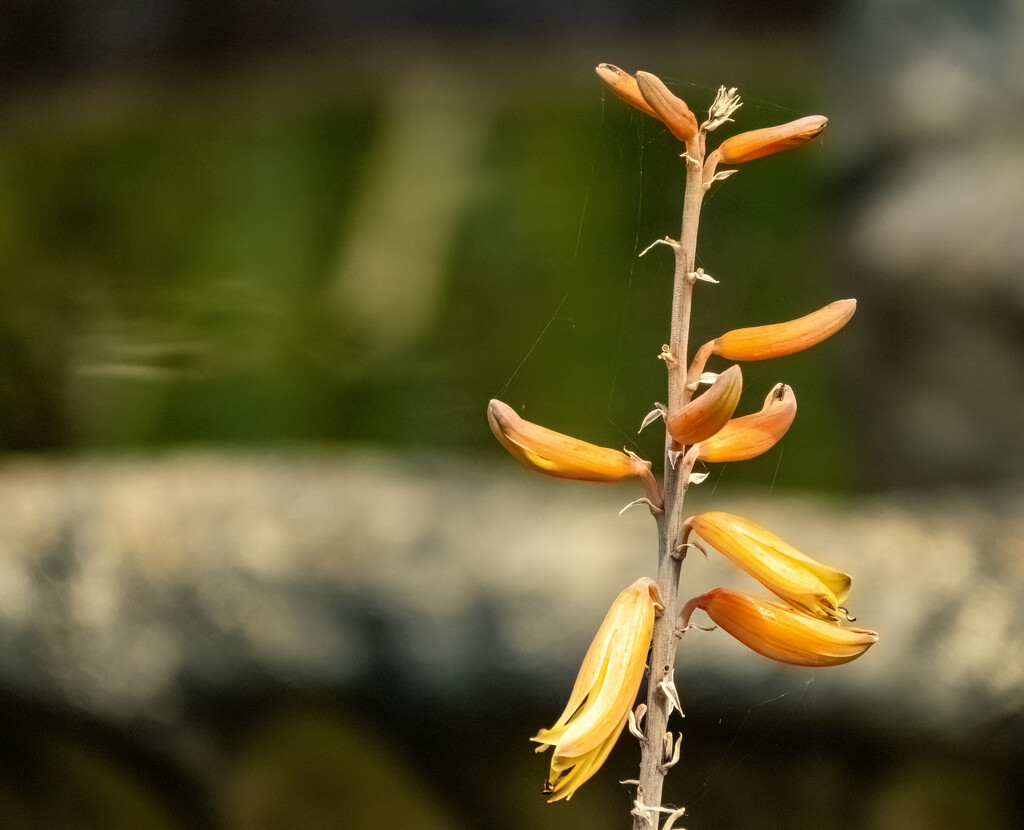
2, 1, 1024, 828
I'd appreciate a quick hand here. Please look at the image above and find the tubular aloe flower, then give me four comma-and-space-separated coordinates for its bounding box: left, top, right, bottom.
596, 64, 698, 142
532, 578, 663, 802
693, 383, 797, 463
686, 511, 851, 621
716, 115, 828, 164
488, 399, 648, 482
634, 71, 699, 142
595, 63, 658, 118
666, 364, 743, 445
687, 588, 878, 667
710, 299, 856, 362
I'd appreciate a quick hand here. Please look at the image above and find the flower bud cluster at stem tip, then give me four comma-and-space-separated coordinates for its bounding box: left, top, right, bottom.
596, 64, 697, 142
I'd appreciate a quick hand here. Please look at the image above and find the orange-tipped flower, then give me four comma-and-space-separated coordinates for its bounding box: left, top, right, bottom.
635, 71, 699, 142
533, 578, 663, 801
687, 511, 851, 621
711, 299, 856, 362
487, 399, 649, 483
693, 383, 796, 463
693, 588, 878, 667
595, 63, 658, 118
666, 365, 743, 445
595, 64, 697, 142
716, 115, 828, 164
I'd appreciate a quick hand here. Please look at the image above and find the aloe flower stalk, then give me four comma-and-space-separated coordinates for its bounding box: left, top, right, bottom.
532, 578, 664, 801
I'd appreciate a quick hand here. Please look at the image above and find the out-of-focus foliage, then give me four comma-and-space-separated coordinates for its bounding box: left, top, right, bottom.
0, 54, 858, 490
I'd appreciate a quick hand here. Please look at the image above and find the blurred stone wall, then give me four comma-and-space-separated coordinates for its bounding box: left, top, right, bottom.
1, 450, 1020, 734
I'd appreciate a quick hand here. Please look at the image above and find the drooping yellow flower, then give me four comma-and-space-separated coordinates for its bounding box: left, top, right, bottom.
532, 577, 663, 802
691, 588, 877, 667
488, 399, 663, 509
666, 364, 743, 445
487, 399, 647, 482
686, 511, 852, 621
716, 115, 828, 164
693, 383, 797, 463
709, 299, 856, 362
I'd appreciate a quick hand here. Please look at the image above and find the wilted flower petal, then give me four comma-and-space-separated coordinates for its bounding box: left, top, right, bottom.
533, 578, 663, 801
686, 511, 851, 621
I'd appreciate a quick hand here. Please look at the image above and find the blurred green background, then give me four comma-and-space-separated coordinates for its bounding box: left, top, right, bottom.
0, 18, 856, 490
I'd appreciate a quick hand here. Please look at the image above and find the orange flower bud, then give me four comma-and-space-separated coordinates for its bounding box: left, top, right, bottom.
634, 71, 698, 142
595, 63, 658, 119
694, 383, 796, 463
665, 365, 743, 445
533, 578, 663, 801
712, 299, 856, 362
716, 115, 828, 164
693, 588, 878, 667
687, 511, 851, 621
487, 399, 649, 483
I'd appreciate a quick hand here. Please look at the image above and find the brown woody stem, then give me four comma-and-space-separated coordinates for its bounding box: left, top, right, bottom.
632, 128, 708, 828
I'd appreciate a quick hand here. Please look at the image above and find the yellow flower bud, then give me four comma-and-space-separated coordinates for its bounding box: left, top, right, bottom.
533, 578, 663, 801
487, 399, 649, 482
694, 383, 796, 463
595, 63, 658, 119
693, 588, 878, 667
716, 115, 828, 164
711, 299, 856, 362
635, 71, 699, 142
665, 364, 743, 445
687, 511, 851, 621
